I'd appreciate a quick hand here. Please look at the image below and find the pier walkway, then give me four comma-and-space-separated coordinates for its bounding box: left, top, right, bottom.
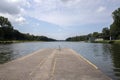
0, 48, 112, 80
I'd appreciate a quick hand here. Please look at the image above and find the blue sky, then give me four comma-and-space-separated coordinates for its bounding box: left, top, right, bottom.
0, 0, 120, 40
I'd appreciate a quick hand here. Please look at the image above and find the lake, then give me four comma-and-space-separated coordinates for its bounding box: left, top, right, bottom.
0, 42, 120, 80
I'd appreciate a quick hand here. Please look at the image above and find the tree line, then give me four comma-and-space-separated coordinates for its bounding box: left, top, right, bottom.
0, 16, 56, 41
66, 8, 120, 41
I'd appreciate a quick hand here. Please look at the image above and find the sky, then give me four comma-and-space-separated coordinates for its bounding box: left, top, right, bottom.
0, 0, 120, 40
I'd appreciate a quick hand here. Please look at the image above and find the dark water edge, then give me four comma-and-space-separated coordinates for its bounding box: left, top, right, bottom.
0, 42, 120, 80
110, 44, 120, 80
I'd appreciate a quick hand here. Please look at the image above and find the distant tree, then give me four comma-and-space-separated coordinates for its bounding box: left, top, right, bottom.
102, 27, 110, 40
0, 16, 56, 41
87, 33, 92, 37
92, 32, 99, 38
66, 35, 88, 41
66, 37, 72, 41
110, 8, 120, 39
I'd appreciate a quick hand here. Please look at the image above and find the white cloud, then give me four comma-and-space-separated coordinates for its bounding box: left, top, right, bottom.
1, 0, 120, 28
97, 6, 106, 13
34, 0, 42, 3
27, 0, 113, 27
15, 17, 26, 24
7, 0, 20, 3
0, 13, 15, 22
0, 0, 29, 25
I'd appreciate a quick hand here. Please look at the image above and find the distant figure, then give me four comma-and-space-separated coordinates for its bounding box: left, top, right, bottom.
59, 45, 61, 51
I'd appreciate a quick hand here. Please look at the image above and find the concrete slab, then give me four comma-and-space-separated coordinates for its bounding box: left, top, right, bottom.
52, 48, 112, 80
0, 48, 112, 80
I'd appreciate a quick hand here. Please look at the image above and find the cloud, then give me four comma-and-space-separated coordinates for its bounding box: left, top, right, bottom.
15, 17, 26, 24
27, 0, 115, 27
61, 0, 70, 2
0, 0, 29, 25
61, 0, 81, 5
97, 6, 106, 13
0, 0, 20, 15
34, 0, 42, 3
1, 0, 120, 28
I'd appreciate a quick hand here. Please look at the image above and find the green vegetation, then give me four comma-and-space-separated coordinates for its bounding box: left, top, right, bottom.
66, 8, 120, 43
94, 40, 120, 44
66, 33, 102, 42
102, 27, 110, 40
66, 35, 88, 41
0, 16, 56, 43
110, 8, 120, 40
93, 40, 111, 43
112, 40, 120, 44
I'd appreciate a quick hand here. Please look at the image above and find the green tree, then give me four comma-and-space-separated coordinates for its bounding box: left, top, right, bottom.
92, 32, 99, 38
0, 16, 56, 41
0, 16, 13, 40
110, 8, 120, 39
0, 16, 13, 28
102, 27, 110, 40
0, 28, 4, 40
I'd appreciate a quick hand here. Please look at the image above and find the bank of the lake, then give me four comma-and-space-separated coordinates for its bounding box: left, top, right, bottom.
94, 40, 120, 44
0, 40, 53, 44
0, 41, 22, 44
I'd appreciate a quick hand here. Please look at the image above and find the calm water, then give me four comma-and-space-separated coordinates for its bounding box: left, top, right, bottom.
0, 42, 120, 80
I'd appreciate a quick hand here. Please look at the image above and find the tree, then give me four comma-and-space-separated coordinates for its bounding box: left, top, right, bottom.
0, 28, 4, 40
0, 16, 56, 41
92, 32, 99, 38
0, 16, 14, 40
110, 8, 120, 39
102, 27, 110, 40
0, 16, 13, 28
66, 35, 88, 41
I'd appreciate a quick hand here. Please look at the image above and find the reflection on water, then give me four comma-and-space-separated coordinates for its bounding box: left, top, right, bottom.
0, 42, 120, 80
111, 44, 120, 80
0, 51, 13, 64
0, 44, 14, 64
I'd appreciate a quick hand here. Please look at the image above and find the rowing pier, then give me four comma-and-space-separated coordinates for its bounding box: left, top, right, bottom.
0, 48, 112, 80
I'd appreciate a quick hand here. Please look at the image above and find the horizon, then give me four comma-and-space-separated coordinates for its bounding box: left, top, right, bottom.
0, 0, 120, 40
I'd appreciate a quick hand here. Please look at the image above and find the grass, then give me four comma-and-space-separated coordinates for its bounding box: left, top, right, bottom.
94, 40, 110, 43
0, 40, 22, 44
94, 40, 120, 44
0, 40, 47, 44
113, 40, 120, 44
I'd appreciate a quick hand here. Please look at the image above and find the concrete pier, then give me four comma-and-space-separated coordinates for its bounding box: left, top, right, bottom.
0, 48, 112, 80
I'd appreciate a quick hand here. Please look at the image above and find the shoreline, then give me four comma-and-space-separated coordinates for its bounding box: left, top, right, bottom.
93, 40, 120, 44
1, 40, 120, 44
0, 41, 20, 44
0, 40, 46, 44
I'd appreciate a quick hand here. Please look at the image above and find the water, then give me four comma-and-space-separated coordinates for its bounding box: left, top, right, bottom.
0, 42, 120, 80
